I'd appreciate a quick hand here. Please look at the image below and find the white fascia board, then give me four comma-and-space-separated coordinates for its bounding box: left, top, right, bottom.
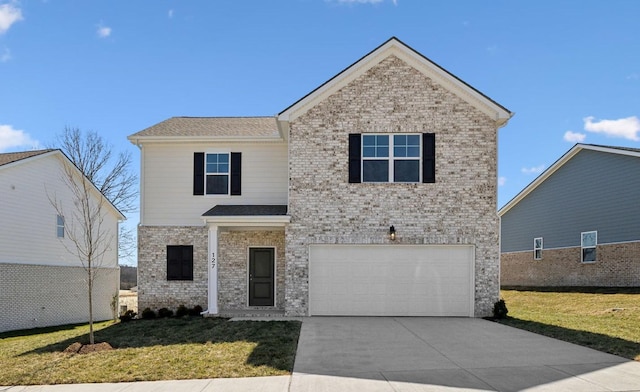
127, 136, 285, 145
202, 215, 291, 227
579, 144, 640, 158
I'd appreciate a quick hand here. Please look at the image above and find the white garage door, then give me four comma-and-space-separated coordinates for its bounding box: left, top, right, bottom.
309, 245, 475, 317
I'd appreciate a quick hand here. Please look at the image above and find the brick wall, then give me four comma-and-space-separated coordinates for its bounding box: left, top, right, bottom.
137, 225, 208, 312
0, 263, 119, 333
218, 230, 285, 310
501, 241, 640, 286
286, 55, 500, 317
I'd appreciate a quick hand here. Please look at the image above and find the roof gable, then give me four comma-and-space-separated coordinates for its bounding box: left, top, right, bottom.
0, 149, 55, 167
278, 37, 512, 125
498, 144, 640, 216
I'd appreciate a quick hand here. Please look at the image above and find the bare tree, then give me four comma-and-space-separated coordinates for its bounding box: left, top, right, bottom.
49, 127, 137, 344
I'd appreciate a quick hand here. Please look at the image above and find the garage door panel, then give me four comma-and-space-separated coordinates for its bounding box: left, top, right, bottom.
309, 245, 474, 317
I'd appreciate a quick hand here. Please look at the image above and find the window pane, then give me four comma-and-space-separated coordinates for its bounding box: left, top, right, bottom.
363, 135, 376, 146
206, 175, 229, 194
57, 215, 64, 226
394, 135, 406, 145
582, 232, 597, 247
534, 249, 542, 259
582, 247, 596, 262
407, 147, 420, 157
57, 226, 64, 238
394, 160, 420, 182
206, 154, 218, 164
376, 135, 389, 146
363, 146, 376, 157
394, 146, 406, 157
219, 163, 229, 173
407, 135, 420, 146
363, 160, 389, 182
206, 153, 229, 174
534, 238, 542, 249
377, 147, 389, 157
218, 154, 229, 163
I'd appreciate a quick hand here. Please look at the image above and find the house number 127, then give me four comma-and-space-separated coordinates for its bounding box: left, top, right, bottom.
211, 252, 216, 269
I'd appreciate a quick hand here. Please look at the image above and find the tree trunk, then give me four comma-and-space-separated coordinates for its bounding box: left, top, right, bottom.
88, 269, 94, 345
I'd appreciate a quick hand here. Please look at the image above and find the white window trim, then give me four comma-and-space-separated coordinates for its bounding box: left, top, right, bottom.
205, 151, 231, 197
533, 237, 543, 260
580, 230, 597, 263
361, 133, 422, 183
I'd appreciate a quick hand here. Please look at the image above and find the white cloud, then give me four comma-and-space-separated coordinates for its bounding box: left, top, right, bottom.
563, 130, 586, 143
521, 165, 545, 175
0, 2, 23, 34
0, 124, 40, 152
96, 24, 112, 38
498, 176, 506, 186
583, 116, 640, 141
0, 47, 10, 62
168, 9, 174, 18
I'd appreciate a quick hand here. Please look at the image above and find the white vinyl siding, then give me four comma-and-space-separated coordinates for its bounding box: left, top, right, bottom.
141, 142, 288, 226
0, 154, 119, 268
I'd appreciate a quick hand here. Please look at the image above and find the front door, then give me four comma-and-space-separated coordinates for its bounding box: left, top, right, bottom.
249, 248, 275, 306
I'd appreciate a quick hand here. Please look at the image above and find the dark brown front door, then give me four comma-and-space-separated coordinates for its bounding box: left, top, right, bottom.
249, 248, 274, 306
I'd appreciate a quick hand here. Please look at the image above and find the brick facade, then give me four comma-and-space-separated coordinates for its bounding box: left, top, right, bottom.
137, 225, 208, 311
0, 263, 119, 332
285, 55, 501, 317
501, 241, 640, 287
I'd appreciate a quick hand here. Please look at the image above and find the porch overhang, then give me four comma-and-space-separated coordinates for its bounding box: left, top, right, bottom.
201, 205, 290, 228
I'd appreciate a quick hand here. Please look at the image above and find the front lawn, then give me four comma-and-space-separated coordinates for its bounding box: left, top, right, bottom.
0, 317, 301, 385
499, 288, 640, 361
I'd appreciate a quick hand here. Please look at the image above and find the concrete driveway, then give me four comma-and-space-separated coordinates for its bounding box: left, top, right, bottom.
291, 317, 640, 391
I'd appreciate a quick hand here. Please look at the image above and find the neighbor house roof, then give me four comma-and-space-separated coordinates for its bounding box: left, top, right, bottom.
0, 149, 55, 166
278, 37, 513, 125
498, 144, 640, 216
128, 116, 281, 142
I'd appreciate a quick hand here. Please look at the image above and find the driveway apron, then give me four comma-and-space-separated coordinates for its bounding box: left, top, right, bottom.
291, 317, 640, 391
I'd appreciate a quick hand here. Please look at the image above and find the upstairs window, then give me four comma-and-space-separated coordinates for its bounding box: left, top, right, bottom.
349, 133, 434, 183
205, 153, 229, 195
56, 215, 65, 238
533, 237, 543, 260
581, 231, 597, 263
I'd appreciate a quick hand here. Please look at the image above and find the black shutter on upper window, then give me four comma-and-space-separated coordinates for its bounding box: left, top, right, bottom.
193, 152, 205, 195
348, 134, 361, 183
422, 133, 435, 183
230, 152, 242, 196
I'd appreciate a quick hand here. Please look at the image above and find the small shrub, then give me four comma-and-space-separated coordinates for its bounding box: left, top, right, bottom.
493, 299, 508, 319
176, 305, 189, 318
158, 308, 174, 318
141, 307, 156, 319
189, 305, 204, 317
119, 309, 137, 322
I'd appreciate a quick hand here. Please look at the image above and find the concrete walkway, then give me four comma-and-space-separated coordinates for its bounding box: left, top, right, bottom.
3, 317, 640, 391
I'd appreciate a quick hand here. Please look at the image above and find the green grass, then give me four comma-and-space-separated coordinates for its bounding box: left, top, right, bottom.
0, 317, 301, 385
499, 288, 640, 361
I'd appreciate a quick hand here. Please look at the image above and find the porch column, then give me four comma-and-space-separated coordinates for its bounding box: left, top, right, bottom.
207, 225, 219, 314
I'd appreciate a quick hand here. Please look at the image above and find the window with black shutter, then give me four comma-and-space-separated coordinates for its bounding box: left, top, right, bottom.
167, 245, 194, 281
193, 152, 242, 196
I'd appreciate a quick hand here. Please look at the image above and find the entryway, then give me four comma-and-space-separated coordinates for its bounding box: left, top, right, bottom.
248, 247, 275, 307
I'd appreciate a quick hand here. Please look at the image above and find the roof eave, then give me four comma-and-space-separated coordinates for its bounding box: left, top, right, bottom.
202, 215, 291, 226
127, 135, 285, 144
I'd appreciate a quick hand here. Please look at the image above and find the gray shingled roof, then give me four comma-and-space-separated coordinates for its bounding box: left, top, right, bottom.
129, 117, 280, 138
203, 205, 288, 216
0, 149, 55, 166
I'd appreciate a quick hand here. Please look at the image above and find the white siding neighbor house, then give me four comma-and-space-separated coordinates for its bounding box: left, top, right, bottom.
0, 149, 124, 332
129, 37, 512, 317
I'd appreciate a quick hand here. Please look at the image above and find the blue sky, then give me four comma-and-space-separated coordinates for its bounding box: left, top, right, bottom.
1, 0, 639, 261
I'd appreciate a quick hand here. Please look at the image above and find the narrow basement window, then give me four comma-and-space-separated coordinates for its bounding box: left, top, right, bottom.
56, 215, 65, 238
534, 237, 543, 260
581, 231, 597, 263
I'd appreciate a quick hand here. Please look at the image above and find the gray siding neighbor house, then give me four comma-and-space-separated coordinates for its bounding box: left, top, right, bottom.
129, 37, 512, 317
499, 144, 640, 287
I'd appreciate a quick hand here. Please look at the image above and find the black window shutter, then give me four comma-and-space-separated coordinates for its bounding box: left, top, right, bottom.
167, 245, 193, 280
422, 133, 436, 183
230, 152, 242, 195
193, 152, 205, 195
348, 134, 361, 183
167, 246, 180, 280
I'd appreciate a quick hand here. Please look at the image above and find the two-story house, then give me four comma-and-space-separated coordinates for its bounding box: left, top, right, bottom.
0, 149, 123, 332
128, 37, 512, 317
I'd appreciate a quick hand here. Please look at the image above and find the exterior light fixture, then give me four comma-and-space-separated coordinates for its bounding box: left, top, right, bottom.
389, 225, 396, 241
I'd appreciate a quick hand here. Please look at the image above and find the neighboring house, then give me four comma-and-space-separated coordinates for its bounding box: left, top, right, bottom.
128, 37, 512, 317
499, 144, 640, 287
0, 149, 124, 333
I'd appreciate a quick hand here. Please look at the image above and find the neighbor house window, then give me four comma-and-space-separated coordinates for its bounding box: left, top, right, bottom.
534, 237, 543, 260
205, 153, 229, 195
581, 231, 597, 263
167, 245, 194, 280
362, 134, 421, 183
56, 215, 65, 238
